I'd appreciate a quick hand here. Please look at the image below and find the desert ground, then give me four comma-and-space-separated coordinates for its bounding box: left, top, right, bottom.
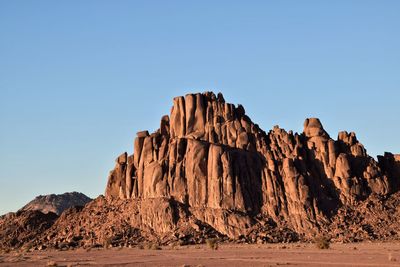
0, 242, 399, 267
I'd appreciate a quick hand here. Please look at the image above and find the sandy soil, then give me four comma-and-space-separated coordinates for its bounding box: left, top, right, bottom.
0, 242, 399, 266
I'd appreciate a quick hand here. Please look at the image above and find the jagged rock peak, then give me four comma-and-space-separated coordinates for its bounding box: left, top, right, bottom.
168, 91, 254, 145
303, 117, 329, 138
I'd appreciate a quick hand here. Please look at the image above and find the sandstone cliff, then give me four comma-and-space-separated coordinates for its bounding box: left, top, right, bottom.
105, 92, 400, 239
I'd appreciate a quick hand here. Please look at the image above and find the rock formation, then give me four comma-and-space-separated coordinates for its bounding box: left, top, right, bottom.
20, 192, 92, 215
105, 92, 400, 239
0, 210, 58, 250
1, 91, 399, 252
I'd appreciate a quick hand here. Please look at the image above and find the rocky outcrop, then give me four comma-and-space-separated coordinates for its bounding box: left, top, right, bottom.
0, 192, 91, 251
2, 91, 399, 252
0, 210, 58, 250
20, 192, 92, 215
105, 92, 400, 239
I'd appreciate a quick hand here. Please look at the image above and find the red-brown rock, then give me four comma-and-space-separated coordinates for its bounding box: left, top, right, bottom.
104, 92, 400, 239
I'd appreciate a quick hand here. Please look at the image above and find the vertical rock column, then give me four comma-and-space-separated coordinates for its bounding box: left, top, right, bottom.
170, 96, 186, 138
105, 152, 128, 199
133, 131, 149, 198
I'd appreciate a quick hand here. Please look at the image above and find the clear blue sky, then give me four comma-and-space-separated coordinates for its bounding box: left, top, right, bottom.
1, 1, 399, 214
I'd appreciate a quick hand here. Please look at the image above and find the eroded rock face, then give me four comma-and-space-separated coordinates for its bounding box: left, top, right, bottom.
105, 92, 400, 238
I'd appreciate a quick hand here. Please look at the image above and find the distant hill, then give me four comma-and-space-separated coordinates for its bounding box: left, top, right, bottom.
19, 192, 92, 215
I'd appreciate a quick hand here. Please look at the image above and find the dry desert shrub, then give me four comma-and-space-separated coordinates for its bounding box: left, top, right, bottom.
103, 237, 112, 249
145, 243, 161, 250
150, 243, 161, 250
314, 236, 330, 249
46, 261, 58, 267
206, 238, 218, 250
